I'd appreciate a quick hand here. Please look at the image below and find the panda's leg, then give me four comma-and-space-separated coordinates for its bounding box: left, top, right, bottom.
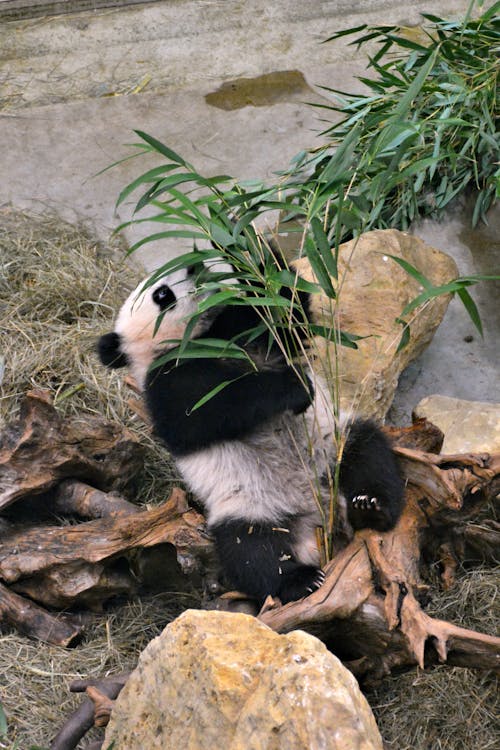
210, 519, 325, 605
339, 418, 405, 532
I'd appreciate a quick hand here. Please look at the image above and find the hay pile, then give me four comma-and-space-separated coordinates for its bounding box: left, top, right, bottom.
0, 210, 497, 749
0, 208, 179, 504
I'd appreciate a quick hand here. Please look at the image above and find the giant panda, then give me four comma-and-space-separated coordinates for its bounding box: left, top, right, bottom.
98, 263, 404, 604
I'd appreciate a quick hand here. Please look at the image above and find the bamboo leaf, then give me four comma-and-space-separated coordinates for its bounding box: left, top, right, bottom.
457, 287, 483, 336
189, 374, 249, 413
311, 217, 338, 279
134, 130, 190, 167
116, 165, 179, 206
386, 254, 432, 290
395, 318, 411, 352
126, 230, 208, 255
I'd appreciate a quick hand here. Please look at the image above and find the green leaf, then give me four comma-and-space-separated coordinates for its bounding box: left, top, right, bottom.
386, 254, 432, 290
209, 222, 236, 247
322, 24, 367, 43
134, 130, 190, 167
311, 217, 338, 279
152, 339, 251, 369
457, 287, 483, 336
308, 324, 364, 349
304, 235, 336, 299
188, 374, 249, 412
393, 47, 439, 118
126, 230, 208, 256
271, 269, 323, 295
395, 318, 411, 352
116, 164, 179, 207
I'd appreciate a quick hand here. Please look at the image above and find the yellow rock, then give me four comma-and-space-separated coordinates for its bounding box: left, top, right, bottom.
104, 609, 383, 750
293, 228, 458, 420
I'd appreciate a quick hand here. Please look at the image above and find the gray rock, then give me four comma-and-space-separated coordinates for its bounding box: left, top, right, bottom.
413, 395, 500, 454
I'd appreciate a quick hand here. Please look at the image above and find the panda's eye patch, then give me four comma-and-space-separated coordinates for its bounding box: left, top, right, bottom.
152, 284, 176, 310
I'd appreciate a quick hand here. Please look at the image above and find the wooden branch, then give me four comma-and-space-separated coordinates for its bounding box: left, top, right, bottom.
70, 673, 130, 693
384, 417, 444, 453
0, 390, 144, 511
50, 677, 126, 750
1, 488, 212, 609
0, 579, 81, 646
400, 589, 500, 670
86, 686, 117, 728
260, 449, 500, 680
0, 488, 206, 584
49, 479, 141, 519
49, 700, 95, 750
461, 520, 500, 563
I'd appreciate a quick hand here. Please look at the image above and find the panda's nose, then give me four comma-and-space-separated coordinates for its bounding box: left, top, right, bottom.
97, 332, 128, 369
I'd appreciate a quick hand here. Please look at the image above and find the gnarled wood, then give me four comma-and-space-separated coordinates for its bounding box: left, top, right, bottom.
259, 447, 500, 681
0, 579, 81, 646
1, 488, 212, 609
0, 390, 144, 511
50, 677, 127, 750
49, 479, 141, 519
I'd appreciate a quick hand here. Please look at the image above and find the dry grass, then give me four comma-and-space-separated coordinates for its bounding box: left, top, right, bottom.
0, 210, 497, 749
0, 207, 179, 504
371, 566, 499, 750
0, 594, 200, 749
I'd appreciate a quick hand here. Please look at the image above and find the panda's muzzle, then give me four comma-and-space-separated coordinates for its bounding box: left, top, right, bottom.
97, 332, 129, 369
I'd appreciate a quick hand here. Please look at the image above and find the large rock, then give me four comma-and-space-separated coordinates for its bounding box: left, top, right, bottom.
293, 229, 458, 420
104, 609, 383, 750
414, 395, 500, 454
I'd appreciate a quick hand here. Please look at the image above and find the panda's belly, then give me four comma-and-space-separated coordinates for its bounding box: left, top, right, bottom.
176, 397, 337, 528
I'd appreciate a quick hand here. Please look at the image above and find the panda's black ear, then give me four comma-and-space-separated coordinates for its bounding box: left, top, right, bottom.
97, 332, 128, 369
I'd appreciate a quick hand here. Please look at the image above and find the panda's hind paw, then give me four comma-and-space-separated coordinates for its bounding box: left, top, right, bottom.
306, 569, 326, 593
278, 564, 325, 604
348, 493, 398, 532
352, 494, 381, 511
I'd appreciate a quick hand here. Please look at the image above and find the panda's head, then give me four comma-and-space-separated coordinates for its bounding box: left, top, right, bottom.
98, 266, 206, 389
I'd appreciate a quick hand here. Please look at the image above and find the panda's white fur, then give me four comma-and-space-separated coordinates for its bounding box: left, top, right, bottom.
98, 266, 404, 603
113, 271, 209, 389
176, 376, 337, 566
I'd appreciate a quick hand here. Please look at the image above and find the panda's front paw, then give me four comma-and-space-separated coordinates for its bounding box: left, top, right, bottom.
278, 564, 325, 604
348, 494, 396, 532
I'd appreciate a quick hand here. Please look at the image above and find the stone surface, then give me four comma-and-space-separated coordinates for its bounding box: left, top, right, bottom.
104, 609, 383, 750
294, 229, 458, 420
413, 395, 500, 454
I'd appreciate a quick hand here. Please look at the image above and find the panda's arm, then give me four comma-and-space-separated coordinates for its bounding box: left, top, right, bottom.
145, 358, 313, 455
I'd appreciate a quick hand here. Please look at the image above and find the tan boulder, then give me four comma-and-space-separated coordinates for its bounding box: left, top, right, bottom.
293, 228, 458, 420
104, 609, 383, 750
413, 395, 500, 454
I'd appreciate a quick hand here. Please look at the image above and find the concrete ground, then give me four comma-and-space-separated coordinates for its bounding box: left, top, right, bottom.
1, 0, 498, 422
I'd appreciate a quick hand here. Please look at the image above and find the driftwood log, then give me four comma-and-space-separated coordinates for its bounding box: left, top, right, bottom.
259, 445, 500, 683
1, 391, 499, 748
1, 394, 494, 750
0, 392, 213, 643
0, 390, 144, 510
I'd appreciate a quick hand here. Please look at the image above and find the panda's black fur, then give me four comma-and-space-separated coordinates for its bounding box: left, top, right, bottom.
98, 264, 404, 604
